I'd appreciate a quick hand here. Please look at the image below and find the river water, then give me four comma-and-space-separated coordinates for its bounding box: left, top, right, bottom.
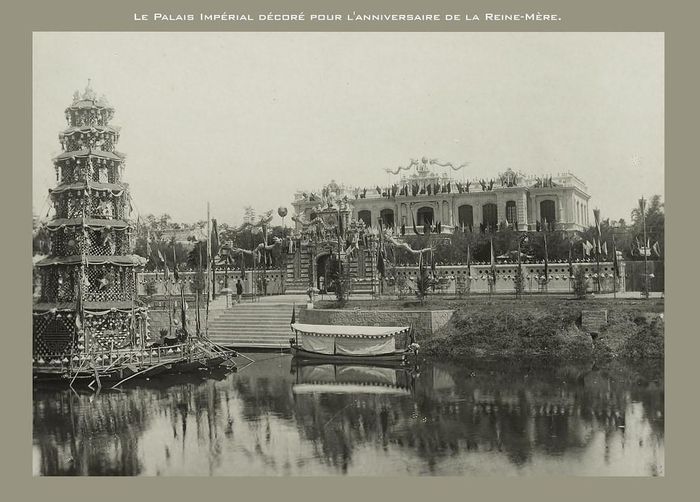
33, 354, 664, 476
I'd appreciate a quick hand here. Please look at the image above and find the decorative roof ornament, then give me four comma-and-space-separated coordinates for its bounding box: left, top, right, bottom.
82, 78, 97, 101
498, 168, 519, 187
384, 156, 469, 177
429, 158, 469, 172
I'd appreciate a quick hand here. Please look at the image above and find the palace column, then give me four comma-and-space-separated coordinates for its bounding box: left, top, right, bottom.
517, 191, 529, 228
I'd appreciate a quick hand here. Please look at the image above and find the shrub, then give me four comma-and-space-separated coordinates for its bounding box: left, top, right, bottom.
572, 267, 588, 299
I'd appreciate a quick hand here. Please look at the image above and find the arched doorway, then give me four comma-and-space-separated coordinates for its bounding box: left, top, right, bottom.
505, 201, 517, 225
416, 206, 434, 226
482, 203, 498, 228
357, 210, 372, 228
380, 208, 395, 228
316, 253, 339, 293
458, 204, 473, 229
540, 200, 556, 224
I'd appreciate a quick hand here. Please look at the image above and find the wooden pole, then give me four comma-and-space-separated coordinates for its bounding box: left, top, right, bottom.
613, 234, 618, 299
642, 196, 649, 298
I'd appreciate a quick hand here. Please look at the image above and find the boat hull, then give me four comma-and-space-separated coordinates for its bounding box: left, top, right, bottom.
290, 345, 414, 364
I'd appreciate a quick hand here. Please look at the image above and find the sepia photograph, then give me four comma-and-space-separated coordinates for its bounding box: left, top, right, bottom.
32, 31, 664, 476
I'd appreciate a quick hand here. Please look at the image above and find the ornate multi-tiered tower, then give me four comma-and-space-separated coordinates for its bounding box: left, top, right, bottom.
33, 82, 148, 363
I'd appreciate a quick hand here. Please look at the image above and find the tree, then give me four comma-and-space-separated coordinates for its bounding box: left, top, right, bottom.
329, 259, 353, 305
572, 267, 588, 299
414, 266, 435, 304
631, 194, 664, 259
513, 267, 525, 299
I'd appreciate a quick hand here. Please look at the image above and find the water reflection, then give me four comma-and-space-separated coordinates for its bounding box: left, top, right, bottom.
33, 354, 664, 476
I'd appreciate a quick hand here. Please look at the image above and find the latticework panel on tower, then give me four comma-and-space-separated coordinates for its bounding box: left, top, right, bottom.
40, 264, 136, 303
33, 309, 151, 360
51, 193, 127, 220
54, 157, 123, 185
49, 227, 130, 257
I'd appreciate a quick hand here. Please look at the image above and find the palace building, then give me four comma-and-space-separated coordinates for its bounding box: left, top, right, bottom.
283, 157, 607, 295
292, 157, 591, 234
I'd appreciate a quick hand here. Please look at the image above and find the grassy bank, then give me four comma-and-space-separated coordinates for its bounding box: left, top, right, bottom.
317, 296, 664, 361
420, 298, 664, 360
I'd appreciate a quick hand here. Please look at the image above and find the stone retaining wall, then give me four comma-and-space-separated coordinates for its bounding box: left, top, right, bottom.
298, 308, 453, 339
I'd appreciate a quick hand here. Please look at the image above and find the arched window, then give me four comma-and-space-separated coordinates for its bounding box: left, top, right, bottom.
458, 205, 473, 229
482, 203, 498, 228
416, 206, 434, 226
540, 200, 556, 223
380, 208, 395, 228
505, 201, 517, 224
358, 210, 372, 227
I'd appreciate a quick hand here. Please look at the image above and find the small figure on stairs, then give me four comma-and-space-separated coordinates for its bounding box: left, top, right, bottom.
236, 279, 243, 304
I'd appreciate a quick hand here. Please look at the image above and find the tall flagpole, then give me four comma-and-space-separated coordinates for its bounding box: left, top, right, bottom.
612, 234, 618, 299
641, 196, 649, 299
205, 202, 211, 336
206, 202, 211, 302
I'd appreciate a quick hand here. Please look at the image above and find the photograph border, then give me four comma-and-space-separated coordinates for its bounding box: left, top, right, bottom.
5, 0, 696, 498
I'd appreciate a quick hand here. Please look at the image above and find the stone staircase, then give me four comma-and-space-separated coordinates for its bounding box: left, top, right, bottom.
284, 250, 312, 293
205, 295, 303, 349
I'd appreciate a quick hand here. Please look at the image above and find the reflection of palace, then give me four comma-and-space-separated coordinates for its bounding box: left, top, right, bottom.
33, 358, 664, 476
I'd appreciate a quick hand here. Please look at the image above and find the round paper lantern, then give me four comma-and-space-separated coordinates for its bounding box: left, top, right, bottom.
278, 207, 288, 218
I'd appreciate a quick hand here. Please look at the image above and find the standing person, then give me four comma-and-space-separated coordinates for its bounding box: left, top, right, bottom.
235, 278, 243, 304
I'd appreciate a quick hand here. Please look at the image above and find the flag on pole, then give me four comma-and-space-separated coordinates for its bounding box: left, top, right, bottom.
466, 243, 471, 277
582, 240, 592, 257
612, 237, 620, 278
639, 197, 646, 216
290, 303, 296, 329
602, 241, 608, 256
161, 250, 170, 281
172, 246, 179, 282
543, 232, 549, 281
652, 241, 661, 257
211, 218, 220, 255
146, 229, 152, 261
180, 284, 187, 334
490, 238, 496, 283
593, 209, 602, 255
337, 207, 344, 239
411, 210, 420, 235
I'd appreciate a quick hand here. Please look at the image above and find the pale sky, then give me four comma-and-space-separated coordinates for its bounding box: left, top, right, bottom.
33, 32, 664, 226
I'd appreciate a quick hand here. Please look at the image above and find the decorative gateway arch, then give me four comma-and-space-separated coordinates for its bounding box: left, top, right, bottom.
285, 184, 379, 295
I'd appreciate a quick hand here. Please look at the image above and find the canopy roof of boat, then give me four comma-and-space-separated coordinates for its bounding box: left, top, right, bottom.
291, 323, 409, 338
292, 383, 411, 395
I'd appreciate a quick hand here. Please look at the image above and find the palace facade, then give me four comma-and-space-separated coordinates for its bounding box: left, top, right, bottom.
292, 158, 591, 234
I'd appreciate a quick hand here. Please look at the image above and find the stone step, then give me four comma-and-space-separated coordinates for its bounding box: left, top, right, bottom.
210, 315, 292, 321
208, 330, 290, 336
209, 337, 291, 343
210, 314, 292, 319
209, 335, 291, 341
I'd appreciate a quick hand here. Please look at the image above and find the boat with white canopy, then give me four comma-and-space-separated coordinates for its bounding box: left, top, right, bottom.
289, 323, 419, 363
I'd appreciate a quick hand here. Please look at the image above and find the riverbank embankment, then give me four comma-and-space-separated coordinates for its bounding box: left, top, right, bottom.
315, 296, 664, 360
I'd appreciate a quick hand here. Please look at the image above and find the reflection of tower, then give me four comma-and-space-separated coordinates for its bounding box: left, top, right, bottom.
33, 82, 147, 362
